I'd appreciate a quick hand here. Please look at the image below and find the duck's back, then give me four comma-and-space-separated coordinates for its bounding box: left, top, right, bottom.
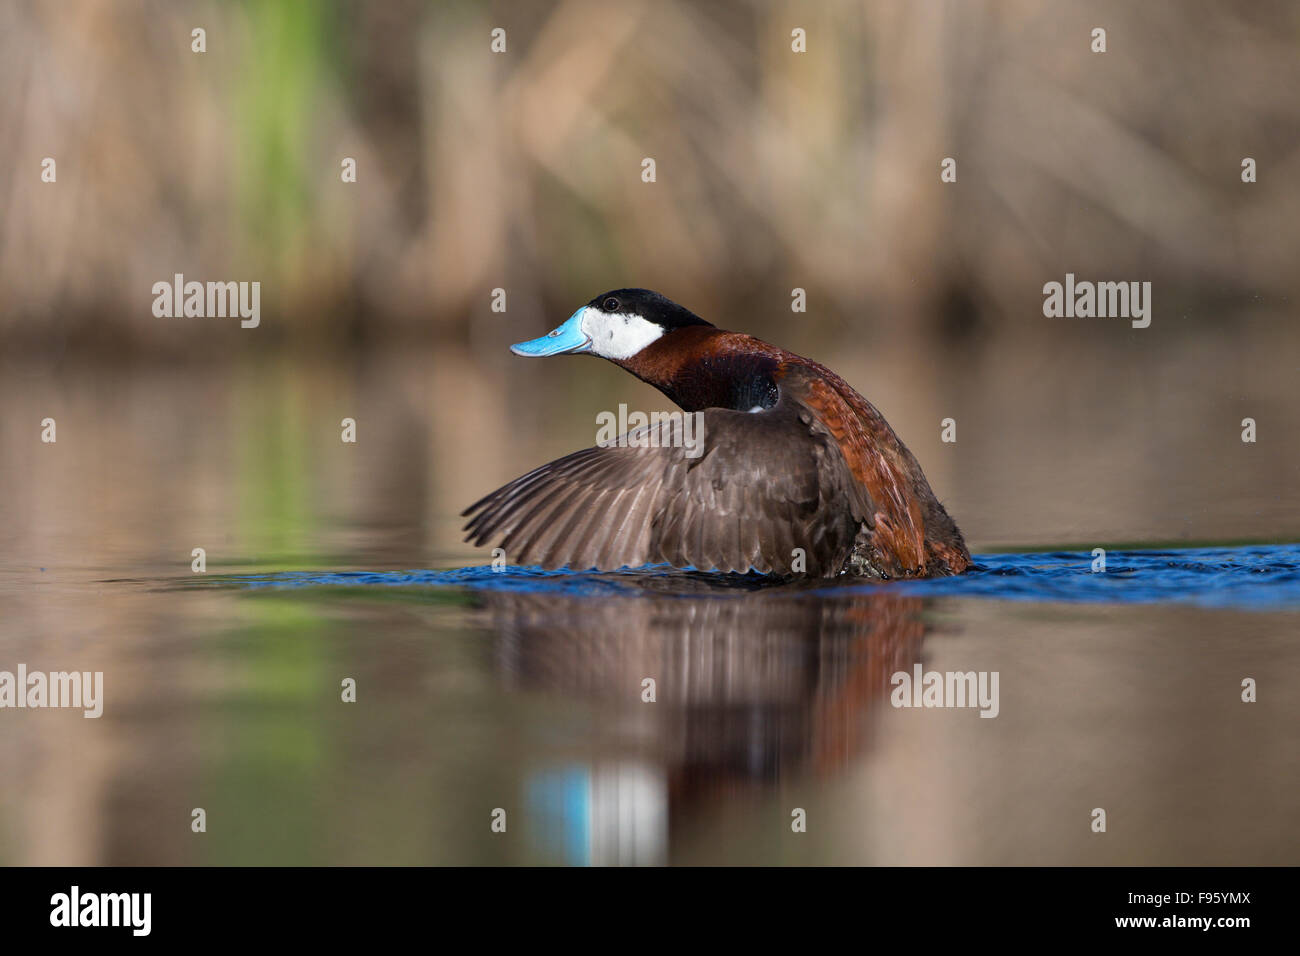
775, 357, 971, 578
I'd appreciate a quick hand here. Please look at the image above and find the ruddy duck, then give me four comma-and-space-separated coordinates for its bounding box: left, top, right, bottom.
464, 289, 971, 579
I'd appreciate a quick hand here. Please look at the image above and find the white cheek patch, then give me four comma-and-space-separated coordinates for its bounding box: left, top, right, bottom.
578, 307, 664, 360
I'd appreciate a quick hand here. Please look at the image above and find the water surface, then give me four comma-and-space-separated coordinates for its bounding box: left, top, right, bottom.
2, 544, 1295, 865
234, 545, 1300, 610
2, 357, 1296, 865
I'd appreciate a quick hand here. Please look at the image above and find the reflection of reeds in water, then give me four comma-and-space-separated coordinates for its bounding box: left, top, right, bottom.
2, 1, 1297, 348
483, 580, 927, 802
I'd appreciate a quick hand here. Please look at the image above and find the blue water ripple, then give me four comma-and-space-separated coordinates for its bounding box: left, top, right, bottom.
228, 544, 1300, 611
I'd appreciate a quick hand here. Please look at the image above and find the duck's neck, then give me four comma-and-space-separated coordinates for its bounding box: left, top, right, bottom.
613, 328, 785, 413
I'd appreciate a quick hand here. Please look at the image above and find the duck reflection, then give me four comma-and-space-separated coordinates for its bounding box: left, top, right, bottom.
475, 576, 928, 864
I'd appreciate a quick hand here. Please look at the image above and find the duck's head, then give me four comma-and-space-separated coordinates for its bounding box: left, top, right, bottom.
510, 288, 714, 361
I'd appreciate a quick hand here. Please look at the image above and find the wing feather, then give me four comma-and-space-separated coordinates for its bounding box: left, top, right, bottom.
463, 388, 868, 577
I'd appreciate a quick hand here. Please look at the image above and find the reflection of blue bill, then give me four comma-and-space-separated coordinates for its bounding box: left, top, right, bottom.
527, 765, 593, 866
527, 763, 667, 866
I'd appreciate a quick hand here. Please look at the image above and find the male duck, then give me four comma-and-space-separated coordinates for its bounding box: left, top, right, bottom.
463, 289, 971, 579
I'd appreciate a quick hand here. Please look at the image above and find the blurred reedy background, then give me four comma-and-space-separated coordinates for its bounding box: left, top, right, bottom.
1, 0, 1297, 560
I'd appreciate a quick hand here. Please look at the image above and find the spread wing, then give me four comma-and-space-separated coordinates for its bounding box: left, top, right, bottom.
462, 391, 870, 577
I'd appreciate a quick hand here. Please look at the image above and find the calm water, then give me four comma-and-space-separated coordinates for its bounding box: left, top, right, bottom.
1, 545, 1295, 865
1, 355, 1296, 864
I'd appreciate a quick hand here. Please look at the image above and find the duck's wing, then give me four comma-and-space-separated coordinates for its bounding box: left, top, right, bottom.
461, 391, 871, 577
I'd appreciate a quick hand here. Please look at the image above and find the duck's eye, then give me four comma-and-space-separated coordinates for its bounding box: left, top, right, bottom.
602, 297, 620, 312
